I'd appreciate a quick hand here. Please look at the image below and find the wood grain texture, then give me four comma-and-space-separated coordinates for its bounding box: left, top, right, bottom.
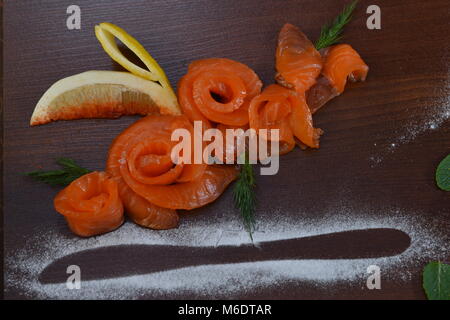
3, 0, 450, 299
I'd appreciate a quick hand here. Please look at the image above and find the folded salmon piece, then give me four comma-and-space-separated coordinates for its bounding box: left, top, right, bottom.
307, 44, 369, 113
249, 84, 322, 154
54, 171, 124, 237
275, 23, 323, 93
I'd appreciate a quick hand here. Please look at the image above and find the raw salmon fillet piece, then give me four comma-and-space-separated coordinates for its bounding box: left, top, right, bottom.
249, 84, 322, 153
106, 115, 237, 229
322, 44, 369, 94
54, 171, 124, 237
275, 23, 323, 93
115, 177, 179, 230
307, 44, 369, 113
178, 58, 262, 127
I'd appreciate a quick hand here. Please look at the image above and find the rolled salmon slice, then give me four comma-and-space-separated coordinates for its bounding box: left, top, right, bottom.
249, 84, 322, 153
178, 58, 262, 127
322, 44, 369, 94
275, 23, 323, 92
107, 115, 237, 225
54, 171, 124, 237
307, 44, 369, 113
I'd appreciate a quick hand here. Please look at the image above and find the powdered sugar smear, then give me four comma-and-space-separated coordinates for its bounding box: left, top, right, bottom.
370, 78, 450, 167
394, 102, 449, 146
5, 204, 448, 300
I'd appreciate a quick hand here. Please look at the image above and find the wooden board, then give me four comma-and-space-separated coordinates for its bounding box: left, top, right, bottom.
3, 0, 449, 299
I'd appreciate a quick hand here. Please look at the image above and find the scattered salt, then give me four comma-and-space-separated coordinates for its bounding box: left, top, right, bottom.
369, 82, 450, 167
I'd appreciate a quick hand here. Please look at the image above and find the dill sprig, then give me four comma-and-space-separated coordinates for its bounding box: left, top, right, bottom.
233, 152, 257, 241
24, 158, 91, 186
315, 0, 358, 50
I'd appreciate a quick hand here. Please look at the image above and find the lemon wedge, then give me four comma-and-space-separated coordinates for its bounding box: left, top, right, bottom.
31, 71, 181, 126
95, 22, 177, 102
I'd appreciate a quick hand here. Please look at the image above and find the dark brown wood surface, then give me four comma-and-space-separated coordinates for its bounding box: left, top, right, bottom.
3, 0, 449, 299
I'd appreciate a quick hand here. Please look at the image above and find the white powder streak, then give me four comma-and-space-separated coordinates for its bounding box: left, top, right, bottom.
5, 205, 448, 299
370, 78, 450, 167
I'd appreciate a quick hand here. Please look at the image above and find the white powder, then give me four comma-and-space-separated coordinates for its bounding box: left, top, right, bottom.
370, 83, 450, 167
5, 204, 448, 299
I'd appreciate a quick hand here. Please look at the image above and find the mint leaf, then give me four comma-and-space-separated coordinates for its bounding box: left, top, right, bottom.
436, 154, 450, 191
423, 261, 450, 300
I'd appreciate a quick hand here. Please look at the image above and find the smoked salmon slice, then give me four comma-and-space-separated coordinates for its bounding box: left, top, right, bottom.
215, 123, 249, 163
54, 171, 124, 237
307, 44, 369, 113
249, 84, 322, 153
178, 58, 262, 127
322, 44, 369, 94
115, 178, 179, 230
106, 115, 237, 226
275, 23, 323, 93
306, 75, 338, 114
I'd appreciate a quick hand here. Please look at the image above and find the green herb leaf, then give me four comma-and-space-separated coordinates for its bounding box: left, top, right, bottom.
233, 152, 257, 241
436, 154, 450, 191
315, 0, 358, 50
423, 261, 450, 300
24, 158, 92, 186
